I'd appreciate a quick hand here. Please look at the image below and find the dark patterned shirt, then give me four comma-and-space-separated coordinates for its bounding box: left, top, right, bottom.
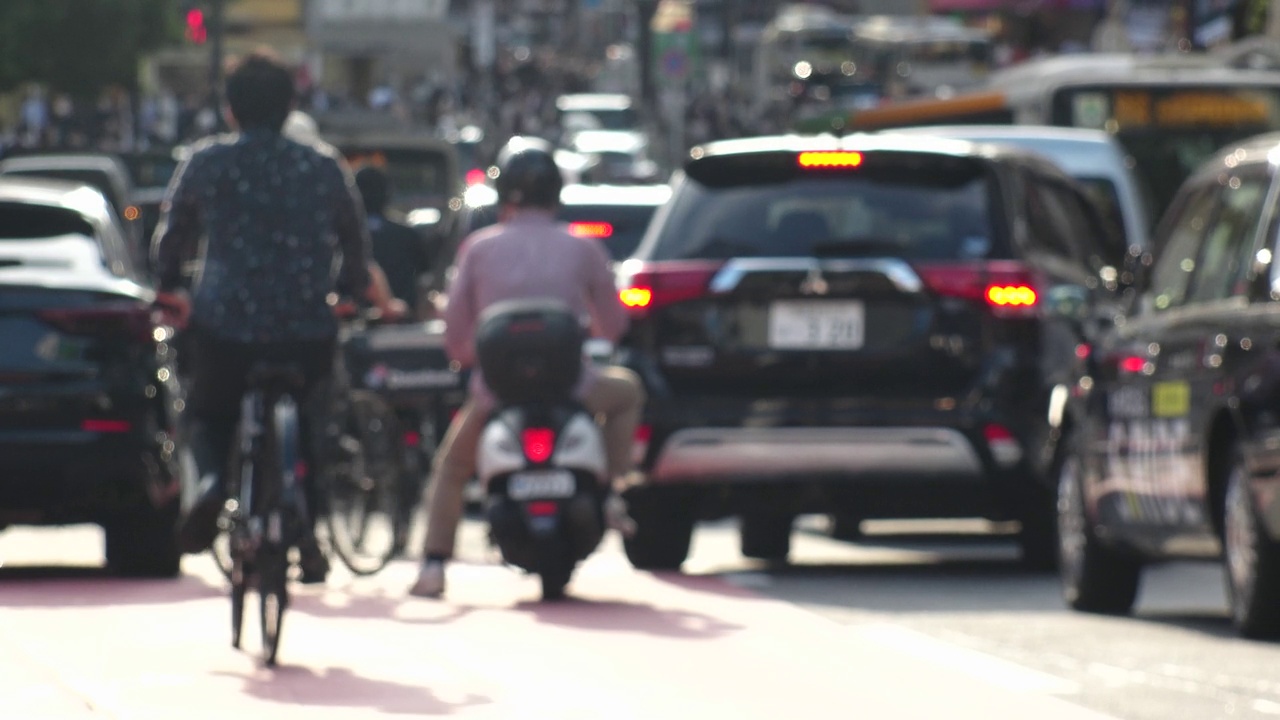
152, 129, 371, 343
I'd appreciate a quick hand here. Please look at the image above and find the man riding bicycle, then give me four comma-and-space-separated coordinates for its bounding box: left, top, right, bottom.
409, 144, 643, 598
152, 50, 395, 583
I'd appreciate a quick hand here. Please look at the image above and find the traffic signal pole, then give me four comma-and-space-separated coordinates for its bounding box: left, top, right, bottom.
209, 0, 227, 128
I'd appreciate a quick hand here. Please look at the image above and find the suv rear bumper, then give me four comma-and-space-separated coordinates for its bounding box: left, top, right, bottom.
649, 426, 984, 484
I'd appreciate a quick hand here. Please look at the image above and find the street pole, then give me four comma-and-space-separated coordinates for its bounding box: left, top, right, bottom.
209, 0, 227, 129
1269, 0, 1280, 38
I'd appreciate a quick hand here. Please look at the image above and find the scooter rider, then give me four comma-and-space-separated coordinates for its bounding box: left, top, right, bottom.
409, 145, 642, 598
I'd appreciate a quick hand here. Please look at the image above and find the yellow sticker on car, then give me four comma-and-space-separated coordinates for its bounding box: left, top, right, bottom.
1152, 381, 1190, 418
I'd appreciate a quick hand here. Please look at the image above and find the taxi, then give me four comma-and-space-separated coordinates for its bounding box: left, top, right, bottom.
1057, 131, 1280, 638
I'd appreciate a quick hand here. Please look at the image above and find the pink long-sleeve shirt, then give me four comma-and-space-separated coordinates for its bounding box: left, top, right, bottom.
443, 209, 630, 405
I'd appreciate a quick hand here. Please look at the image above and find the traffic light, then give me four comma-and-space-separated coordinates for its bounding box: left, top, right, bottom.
185, 5, 208, 44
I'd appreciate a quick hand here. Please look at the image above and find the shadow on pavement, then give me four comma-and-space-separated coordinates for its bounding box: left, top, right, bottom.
1132, 610, 1240, 640
288, 589, 481, 625
513, 594, 743, 639
215, 665, 491, 715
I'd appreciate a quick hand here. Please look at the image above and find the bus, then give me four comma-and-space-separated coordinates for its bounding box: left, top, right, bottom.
752, 5, 861, 117
834, 52, 1280, 219
848, 15, 994, 101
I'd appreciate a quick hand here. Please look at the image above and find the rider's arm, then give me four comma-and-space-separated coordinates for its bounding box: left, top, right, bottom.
328, 157, 373, 299
584, 240, 629, 343
151, 149, 207, 292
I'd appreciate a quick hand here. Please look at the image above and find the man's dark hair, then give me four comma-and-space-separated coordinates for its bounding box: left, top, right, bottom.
225, 50, 295, 132
354, 165, 390, 215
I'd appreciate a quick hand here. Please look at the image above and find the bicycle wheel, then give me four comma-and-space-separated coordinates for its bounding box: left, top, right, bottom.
257, 548, 288, 666
324, 391, 400, 575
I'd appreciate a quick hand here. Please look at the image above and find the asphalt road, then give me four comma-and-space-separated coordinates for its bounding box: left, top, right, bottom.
0, 516, 1275, 720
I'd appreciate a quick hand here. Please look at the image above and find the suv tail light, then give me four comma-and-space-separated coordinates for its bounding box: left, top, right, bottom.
916, 261, 1039, 318
522, 427, 556, 464
616, 260, 723, 317
37, 303, 156, 342
983, 423, 1023, 467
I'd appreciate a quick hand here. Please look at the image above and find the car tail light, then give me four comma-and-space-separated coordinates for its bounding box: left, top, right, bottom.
569, 222, 614, 238
1118, 355, 1148, 374
403, 430, 422, 448
916, 261, 1039, 318
616, 260, 723, 317
82, 419, 132, 433
522, 427, 555, 464
465, 168, 487, 186
38, 303, 156, 342
983, 423, 1022, 467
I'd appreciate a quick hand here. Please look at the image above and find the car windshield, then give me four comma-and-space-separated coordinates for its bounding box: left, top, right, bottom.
0, 202, 94, 239
647, 158, 1006, 261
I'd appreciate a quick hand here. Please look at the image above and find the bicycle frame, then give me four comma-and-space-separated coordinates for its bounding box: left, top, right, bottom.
225, 377, 305, 667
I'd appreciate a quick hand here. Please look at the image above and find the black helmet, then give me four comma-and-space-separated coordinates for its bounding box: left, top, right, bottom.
353, 165, 390, 215
495, 142, 562, 208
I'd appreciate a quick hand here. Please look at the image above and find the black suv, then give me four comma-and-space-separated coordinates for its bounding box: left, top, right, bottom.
615, 134, 1129, 571
1056, 132, 1280, 638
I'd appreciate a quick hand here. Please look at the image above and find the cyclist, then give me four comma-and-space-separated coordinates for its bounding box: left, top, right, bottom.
409, 145, 642, 598
152, 50, 396, 583
354, 165, 437, 318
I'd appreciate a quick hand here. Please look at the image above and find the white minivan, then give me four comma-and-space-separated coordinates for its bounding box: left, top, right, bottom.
884, 125, 1151, 252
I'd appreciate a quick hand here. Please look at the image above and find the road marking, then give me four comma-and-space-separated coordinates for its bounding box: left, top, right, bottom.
855, 623, 1084, 696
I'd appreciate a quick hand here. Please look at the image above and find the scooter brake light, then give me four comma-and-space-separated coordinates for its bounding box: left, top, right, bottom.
522, 427, 556, 463
527, 501, 559, 517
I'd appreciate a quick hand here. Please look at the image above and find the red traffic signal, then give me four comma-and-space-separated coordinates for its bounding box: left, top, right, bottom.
186, 8, 207, 44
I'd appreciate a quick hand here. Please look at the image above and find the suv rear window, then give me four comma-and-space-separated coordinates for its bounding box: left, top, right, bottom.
0, 202, 95, 239
648, 152, 1008, 262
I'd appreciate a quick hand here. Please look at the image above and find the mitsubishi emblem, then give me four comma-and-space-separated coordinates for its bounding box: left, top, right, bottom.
800, 267, 829, 296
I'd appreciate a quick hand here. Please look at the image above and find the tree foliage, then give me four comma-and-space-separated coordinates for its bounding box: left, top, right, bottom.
0, 0, 180, 97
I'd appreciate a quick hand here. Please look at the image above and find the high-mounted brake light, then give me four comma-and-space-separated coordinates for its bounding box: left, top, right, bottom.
82, 419, 132, 433
569, 222, 614, 239
985, 284, 1037, 307
798, 151, 864, 168
522, 427, 555, 464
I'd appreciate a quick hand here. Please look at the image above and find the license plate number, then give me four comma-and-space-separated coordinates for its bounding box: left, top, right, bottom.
768, 301, 865, 350
508, 470, 576, 500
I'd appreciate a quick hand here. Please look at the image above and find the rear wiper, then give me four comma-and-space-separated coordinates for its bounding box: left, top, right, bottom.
811, 238, 908, 258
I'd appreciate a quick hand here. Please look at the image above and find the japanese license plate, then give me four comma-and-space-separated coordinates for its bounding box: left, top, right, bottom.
507, 469, 576, 500
767, 300, 865, 350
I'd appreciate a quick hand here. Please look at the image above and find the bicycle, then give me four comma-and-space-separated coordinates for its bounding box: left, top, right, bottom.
220, 361, 311, 667
325, 310, 463, 575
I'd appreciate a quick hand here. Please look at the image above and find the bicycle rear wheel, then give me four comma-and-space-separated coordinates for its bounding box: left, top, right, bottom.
257, 548, 288, 666
324, 391, 400, 575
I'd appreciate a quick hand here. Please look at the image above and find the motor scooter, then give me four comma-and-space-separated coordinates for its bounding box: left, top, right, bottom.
474, 299, 608, 600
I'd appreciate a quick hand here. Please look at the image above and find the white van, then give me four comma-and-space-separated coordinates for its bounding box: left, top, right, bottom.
884, 125, 1151, 252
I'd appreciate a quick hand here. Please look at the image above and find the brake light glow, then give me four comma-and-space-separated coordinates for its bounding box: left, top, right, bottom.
82, 419, 132, 433
527, 501, 559, 517
569, 222, 614, 238
619, 287, 653, 308
1118, 356, 1148, 374
798, 151, 864, 168
522, 427, 556, 463
615, 260, 723, 316
465, 168, 487, 186
916, 262, 1039, 318
985, 284, 1037, 307
633, 424, 652, 466
983, 423, 1022, 466
403, 430, 422, 448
